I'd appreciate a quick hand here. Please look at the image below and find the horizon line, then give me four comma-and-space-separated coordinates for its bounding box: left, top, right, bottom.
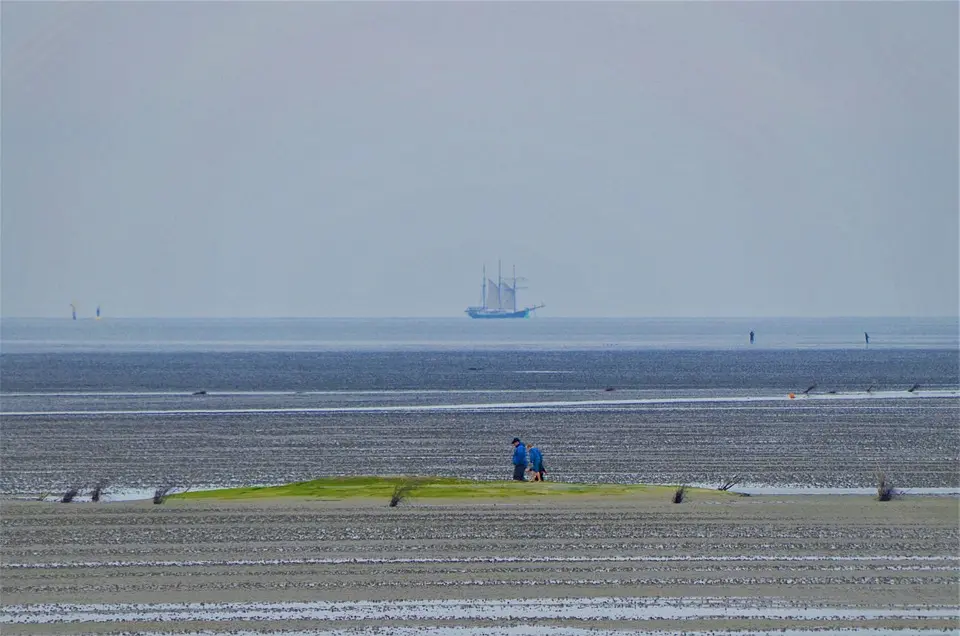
2, 315, 958, 321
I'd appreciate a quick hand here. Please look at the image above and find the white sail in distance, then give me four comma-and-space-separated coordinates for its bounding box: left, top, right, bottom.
500, 283, 516, 312
486, 279, 501, 310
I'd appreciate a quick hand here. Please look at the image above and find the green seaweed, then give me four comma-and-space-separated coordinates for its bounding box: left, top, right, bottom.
174, 477, 731, 502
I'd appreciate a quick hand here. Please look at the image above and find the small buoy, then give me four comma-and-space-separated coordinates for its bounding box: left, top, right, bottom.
788, 393, 796, 399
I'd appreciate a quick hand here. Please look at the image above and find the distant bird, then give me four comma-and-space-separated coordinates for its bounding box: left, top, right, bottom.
802, 383, 817, 395
907, 383, 920, 393
749, 330, 755, 345
864, 332, 870, 347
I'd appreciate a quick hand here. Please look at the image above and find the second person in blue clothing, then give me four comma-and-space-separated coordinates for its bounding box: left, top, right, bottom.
526, 443, 546, 482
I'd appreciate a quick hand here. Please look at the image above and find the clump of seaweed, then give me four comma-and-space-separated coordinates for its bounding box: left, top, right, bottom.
90, 479, 109, 503
60, 486, 81, 503
389, 478, 424, 507
876, 470, 899, 502
153, 483, 176, 505
154, 478, 193, 504
672, 485, 687, 504
717, 476, 741, 492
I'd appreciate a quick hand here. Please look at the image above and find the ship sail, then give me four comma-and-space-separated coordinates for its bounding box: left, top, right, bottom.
500, 282, 516, 312
486, 279, 501, 310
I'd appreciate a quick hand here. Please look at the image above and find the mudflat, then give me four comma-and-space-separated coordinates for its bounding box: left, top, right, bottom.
1, 493, 957, 634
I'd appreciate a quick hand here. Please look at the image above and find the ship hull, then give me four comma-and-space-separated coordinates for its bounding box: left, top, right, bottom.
465, 308, 531, 319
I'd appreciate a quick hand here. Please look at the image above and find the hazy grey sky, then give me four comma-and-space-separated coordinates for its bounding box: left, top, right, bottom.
2, 1, 957, 318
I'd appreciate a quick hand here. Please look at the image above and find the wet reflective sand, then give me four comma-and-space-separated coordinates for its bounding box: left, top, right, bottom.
2, 494, 957, 634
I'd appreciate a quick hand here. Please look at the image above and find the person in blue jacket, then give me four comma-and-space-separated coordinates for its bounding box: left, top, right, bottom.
511, 438, 528, 481
526, 443, 546, 481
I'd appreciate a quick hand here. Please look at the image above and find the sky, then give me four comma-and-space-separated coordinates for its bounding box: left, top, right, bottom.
2, 1, 957, 318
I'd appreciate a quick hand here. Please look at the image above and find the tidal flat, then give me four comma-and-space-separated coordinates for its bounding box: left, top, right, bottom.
2, 491, 957, 634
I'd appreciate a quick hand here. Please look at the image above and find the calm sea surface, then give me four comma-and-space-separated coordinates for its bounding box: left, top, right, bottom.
2, 317, 957, 354
1, 318, 957, 493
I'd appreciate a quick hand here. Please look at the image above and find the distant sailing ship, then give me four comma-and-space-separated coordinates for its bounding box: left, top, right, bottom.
465, 261, 544, 319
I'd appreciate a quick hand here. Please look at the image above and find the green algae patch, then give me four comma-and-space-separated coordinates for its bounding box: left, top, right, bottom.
174, 477, 734, 502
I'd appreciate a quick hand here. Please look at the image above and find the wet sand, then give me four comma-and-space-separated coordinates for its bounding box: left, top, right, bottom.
1, 494, 958, 634
4, 393, 958, 494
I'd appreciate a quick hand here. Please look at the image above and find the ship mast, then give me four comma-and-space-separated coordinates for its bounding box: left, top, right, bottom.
497, 259, 502, 311
481, 264, 486, 309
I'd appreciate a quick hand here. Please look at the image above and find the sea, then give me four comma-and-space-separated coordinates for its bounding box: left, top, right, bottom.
1, 317, 957, 496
